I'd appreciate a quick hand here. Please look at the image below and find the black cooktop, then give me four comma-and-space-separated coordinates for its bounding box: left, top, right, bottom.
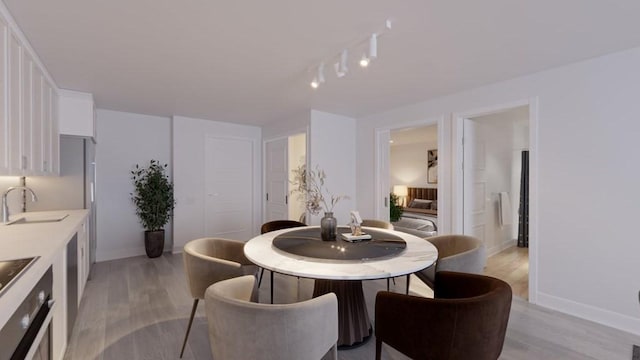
0, 257, 38, 297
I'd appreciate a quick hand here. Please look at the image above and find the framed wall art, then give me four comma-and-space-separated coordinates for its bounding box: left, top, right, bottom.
427, 149, 438, 184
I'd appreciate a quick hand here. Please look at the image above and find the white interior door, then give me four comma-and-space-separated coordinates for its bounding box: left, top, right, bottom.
205, 136, 253, 239
463, 119, 488, 244
265, 138, 288, 221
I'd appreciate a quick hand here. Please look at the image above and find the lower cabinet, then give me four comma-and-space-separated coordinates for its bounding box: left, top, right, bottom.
51, 213, 90, 360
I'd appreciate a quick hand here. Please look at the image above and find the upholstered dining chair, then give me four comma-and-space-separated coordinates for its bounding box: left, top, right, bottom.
258, 220, 306, 289
180, 238, 258, 358
416, 234, 486, 289
361, 219, 394, 230
375, 271, 512, 360
205, 275, 339, 360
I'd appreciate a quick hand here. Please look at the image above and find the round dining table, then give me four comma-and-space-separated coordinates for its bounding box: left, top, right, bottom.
244, 225, 438, 347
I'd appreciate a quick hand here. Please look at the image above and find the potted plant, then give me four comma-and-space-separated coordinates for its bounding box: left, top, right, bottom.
389, 192, 403, 222
131, 160, 175, 258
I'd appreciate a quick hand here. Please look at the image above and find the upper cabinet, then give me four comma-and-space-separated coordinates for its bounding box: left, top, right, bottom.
59, 90, 95, 139
0, 3, 59, 176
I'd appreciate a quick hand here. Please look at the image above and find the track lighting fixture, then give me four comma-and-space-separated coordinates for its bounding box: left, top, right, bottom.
310, 63, 326, 89
308, 19, 391, 89
359, 54, 370, 68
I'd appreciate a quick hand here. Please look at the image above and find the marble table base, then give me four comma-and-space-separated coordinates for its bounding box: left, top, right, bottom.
313, 279, 371, 347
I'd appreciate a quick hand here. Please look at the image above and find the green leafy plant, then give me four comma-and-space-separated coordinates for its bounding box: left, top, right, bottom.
131, 160, 175, 231
389, 192, 403, 222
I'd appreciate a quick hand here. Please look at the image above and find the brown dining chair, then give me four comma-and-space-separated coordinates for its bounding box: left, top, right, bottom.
415, 234, 486, 289
258, 220, 306, 285
205, 275, 338, 360
375, 271, 512, 360
180, 238, 258, 358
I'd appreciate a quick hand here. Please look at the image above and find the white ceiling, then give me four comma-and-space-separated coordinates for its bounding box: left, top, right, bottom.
5, 1, 640, 126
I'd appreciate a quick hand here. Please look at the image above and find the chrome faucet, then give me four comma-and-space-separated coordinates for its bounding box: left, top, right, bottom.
2, 186, 38, 223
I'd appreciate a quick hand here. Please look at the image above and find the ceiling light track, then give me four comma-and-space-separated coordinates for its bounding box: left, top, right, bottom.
309, 19, 392, 89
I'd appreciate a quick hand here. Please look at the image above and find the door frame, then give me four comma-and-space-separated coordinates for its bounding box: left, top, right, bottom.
452, 97, 539, 303
373, 115, 446, 231
262, 126, 309, 225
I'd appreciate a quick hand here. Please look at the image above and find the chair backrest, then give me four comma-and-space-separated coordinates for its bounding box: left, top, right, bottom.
416, 234, 486, 288
183, 237, 255, 299
205, 275, 338, 360
361, 219, 394, 230
260, 220, 306, 234
375, 271, 512, 360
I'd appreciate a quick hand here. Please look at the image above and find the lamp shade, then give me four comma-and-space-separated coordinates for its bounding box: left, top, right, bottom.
393, 185, 408, 197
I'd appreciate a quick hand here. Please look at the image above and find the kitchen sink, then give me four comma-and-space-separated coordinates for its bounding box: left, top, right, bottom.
6, 214, 69, 225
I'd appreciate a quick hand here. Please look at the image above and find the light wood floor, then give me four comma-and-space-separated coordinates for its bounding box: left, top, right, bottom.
64, 253, 639, 360
484, 245, 529, 300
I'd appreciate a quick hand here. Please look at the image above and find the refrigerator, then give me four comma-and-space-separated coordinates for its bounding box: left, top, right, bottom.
27, 135, 97, 276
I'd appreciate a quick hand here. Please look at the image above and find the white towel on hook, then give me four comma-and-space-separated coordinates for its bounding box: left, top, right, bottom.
499, 192, 512, 227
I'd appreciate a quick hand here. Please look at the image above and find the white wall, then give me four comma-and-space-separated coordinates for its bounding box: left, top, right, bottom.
390, 141, 438, 189
95, 110, 172, 261
309, 110, 356, 225
356, 46, 640, 335
172, 115, 261, 252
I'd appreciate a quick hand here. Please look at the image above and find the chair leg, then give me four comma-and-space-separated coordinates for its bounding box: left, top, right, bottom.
258, 268, 264, 287
376, 339, 382, 360
180, 299, 199, 358
392, 277, 396, 285
270, 270, 274, 304
405, 274, 410, 295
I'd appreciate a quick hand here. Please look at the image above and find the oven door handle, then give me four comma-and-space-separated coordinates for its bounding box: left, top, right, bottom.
24, 300, 55, 360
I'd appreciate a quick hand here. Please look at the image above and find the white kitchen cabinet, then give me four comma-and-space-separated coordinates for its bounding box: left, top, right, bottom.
0, 7, 59, 176
8, 31, 21, 171
59, 90, 95, 139
0, 15, 7, 173
77, 214, 89, 299
21, 50, 33, 174
31, 67, 43, 174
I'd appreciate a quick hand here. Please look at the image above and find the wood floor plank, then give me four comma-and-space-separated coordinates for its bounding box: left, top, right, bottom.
64, 253, 640, 360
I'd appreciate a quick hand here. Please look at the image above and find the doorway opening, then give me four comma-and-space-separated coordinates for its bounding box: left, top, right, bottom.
264, 133, 306, 223
389, 125, 439, 232
462, 105, 530, 300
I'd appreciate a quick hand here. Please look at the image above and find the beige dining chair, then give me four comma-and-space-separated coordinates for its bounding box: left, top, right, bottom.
205, 275, 338, 360
416, 234, 486, 289
180, 238, 258, 358
361, 219, 394, 230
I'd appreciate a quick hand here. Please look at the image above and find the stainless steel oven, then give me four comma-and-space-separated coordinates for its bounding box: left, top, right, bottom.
0, 266, 54, 360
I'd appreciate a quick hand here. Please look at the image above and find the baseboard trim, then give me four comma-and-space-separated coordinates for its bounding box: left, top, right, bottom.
537, 291, 640, 336
487, 238, 517, 257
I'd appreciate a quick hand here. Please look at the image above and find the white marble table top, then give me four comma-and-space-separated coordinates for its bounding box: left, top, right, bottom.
244, 226, 438, 280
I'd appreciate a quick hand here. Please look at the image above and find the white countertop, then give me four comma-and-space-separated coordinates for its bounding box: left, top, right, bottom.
0, 209, 89, 329
244, 226, 438, 280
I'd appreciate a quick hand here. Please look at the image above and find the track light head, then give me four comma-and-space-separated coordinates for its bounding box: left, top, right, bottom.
334, 62, 346, 78
359, 54, 370, 67
310, 78, 319, 89
318, 63, 325, 83
369, 34, 378, 59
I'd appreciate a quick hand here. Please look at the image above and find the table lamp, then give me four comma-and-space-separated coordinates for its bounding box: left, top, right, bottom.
393, 185, 408, 207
